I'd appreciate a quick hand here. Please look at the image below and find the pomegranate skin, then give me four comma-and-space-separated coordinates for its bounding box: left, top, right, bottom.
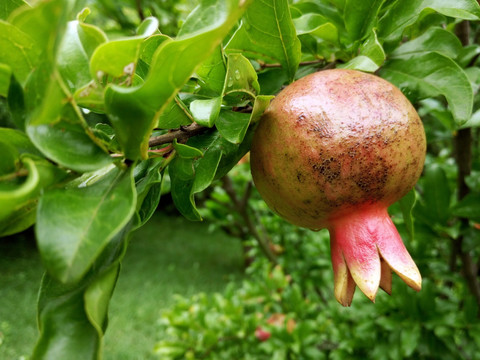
250, 69, 426, 230
250, 69, 426, 305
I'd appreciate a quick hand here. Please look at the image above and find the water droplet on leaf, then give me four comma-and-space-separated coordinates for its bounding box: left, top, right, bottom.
234, 69, 241, 80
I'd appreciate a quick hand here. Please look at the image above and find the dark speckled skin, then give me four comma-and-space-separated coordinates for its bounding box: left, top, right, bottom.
250, 69, 426, 230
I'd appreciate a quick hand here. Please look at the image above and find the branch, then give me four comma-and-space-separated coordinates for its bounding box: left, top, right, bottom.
222, 175, 278, 265
135, 0, 145, 21
453, 20, 480, 312
148, 123, 208, 148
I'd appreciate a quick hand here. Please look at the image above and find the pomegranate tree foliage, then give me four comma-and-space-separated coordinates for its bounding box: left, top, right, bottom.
0, 0, 480, 358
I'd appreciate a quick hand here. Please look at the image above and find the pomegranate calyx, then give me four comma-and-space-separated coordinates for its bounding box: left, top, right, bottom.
329, 206, 421, 306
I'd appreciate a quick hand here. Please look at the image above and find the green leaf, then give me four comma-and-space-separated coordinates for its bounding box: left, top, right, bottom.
84, 264, 120, 334
0, 127, 41, 157
360, 29, 385, 66
170, 146, 222, 221
401, 324, 421, 357
36, 165, 136, 283
190, 96, 222, 127
0, 155, 67, 237
57, 19, 107, 92
139, 34, 170, 66
173, 139, 204, 159
226, 0, 301, 81
157, 96, 192, 129
338, 55, 379, 72
223, 53, 259, 104
33, 273, 102, 360
0, 0, 28, 20
105, 0, 250, 160
344, 0, 386, 41
169, 127, 248, 220
9, 0, 70, 64
74, 80, 105, 113
33, 225, 130, 360
379, 0, 480, 43
452, 193, 480, 222
27, 74, 113, 172
5, 73, 26, 130
398, 189, 417, 241
90, 17, 158, 82
216, 110, 251, 144
420, 164, 451, 225
0, 20, 40, 84
0, 62, 11, 98
293, 13, 338, 43
133, 158, 166, 229
251, 94, 274, 124
194, 46, 226, 96
380, 52, 473, 124
391, 27, 462, 60
216, 94, 272, 144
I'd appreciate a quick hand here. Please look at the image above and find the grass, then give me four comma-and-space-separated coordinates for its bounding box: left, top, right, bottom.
0, 212, 245, 359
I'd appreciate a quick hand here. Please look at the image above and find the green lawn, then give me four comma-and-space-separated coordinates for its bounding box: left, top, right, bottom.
0, 212, 245, 359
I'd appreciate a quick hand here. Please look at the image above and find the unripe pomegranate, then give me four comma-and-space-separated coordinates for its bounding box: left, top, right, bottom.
250, 69, 426, 306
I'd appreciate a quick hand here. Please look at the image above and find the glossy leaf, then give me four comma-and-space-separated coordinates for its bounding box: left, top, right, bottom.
0, 20, 40, 84
0, 63, 11, 97
33, 273, 102, 360
190, 96, 222, 127
293, 13, 338, 43
36, 165, 136, 283
57, 19, 107, 92
169, 129, 251, 221
223, 53, 259, 105
216, 95, 272, 144
216, 110, 251, 144
452, 193, 480, 222
420, 164, 451, 225
379, 0, 480, 42
33, 225, 129, 360
156, 96, 192, 129
27, 74, 113, 172
391, 27, 462, 60
195, 46, 226, 96
0, 0, 28, 20
105, 0, 250, 160
133, 158, 166, 229
173, 140, 204, 159
380, 52, 473, 124
339, 55, 379, 72
344, 0, 385, 41
84, 264, 120, 334
90, 17, 158, 81
360, 29, 385, 66
0, 156, 67, 236
9, 0, 70, 64
226, 0, 301, 81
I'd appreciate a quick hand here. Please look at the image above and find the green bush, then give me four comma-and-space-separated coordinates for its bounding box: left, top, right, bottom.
156, 162, 480, 359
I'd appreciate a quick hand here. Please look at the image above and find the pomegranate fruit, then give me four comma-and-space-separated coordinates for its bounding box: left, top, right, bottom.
250, 69, 426, 306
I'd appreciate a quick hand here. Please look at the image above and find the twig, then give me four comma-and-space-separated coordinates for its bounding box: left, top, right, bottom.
148, 123, 208, 148
0, 169, 28, 182
222, 175, 278, 265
